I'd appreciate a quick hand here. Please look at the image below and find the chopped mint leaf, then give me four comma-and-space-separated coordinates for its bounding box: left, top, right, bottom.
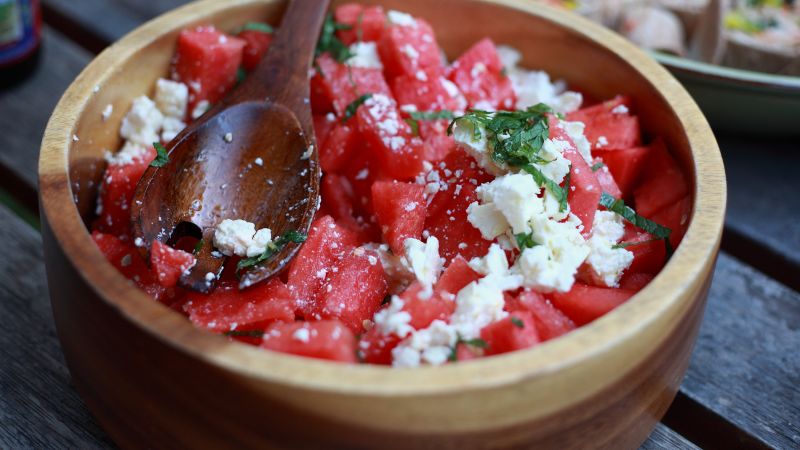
224, 329, 265, 338
599, 192, 673, 258
342, 93, 372, 123
612, 238, 662, 249
316, 13, 353, 62
511, 317, 524, 328
591, 162, 605, 172
236, 229, 307, 274
404, 117, 419, 136
521, 163, 568, 212
514, 232, 538, 250
405, 110, 455, 136
150, 142, 169, 167
193, 239, 204, 255
462, 338, 488, 348
240, 22, 274, 34
236, 67, 247, 85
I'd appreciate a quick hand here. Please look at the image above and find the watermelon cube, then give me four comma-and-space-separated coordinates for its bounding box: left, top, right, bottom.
314, 53, 393, 118
92, 231, 169, 301
552, 125, 601, 235
447, 38, 515, 110
150, 240, 196, 288
480, 311, 540, 356
618, 272, 655, 292
633, 139, 690, 218
434, 256, 482, 296
623, 225, 668, 274
313, 113, 337, 148
505, 289, 575, 341
371, 180, 426, 254
566, 95, 640, 151
548, 283, 636, 326
392, 70, 467, 113
594, 146, 650, 198
172, 26, 246, 112
649, 195, 692, 248
261, 320, 358, 363
378, 16, 442, 79
334, 4, 386, 45
321, 174, 377, 243
398, 282, 456, 331
238, 27, 273, 71
359, 327, 401, 365
93, 145, 157, 240
319, 122, 360, 173
317, 247, 388, 333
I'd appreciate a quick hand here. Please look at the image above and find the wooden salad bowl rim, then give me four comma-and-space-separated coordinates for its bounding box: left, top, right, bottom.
39, 0, 726, 405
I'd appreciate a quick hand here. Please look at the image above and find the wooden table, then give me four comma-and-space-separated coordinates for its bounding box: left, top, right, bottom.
1, 1, 797, 448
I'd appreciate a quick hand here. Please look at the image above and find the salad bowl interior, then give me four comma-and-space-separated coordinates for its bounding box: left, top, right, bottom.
38, 0, 726, 448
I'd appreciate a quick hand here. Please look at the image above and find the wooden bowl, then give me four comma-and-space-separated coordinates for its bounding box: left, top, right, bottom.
38, 0, 726, 448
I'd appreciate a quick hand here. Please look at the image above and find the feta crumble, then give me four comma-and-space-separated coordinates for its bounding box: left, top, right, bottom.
392, 320, 457, 368
154, 78, 189, 118
213, 219, 272, 257
120, 96, 164, 146
584, 211, 633, 287
402, 237, 444, 287
387, 10, 418, 27
346, 42, 383, 69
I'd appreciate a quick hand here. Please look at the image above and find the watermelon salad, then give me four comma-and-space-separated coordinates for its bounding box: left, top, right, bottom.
89, 5, 691, 367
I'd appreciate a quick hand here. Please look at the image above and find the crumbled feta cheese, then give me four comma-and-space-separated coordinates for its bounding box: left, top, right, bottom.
468, 244, 509, 276
451, 273, 519, 338
161, 116, 186, 142
466, 202, 509, 240
496, 45, 522, 69
451, 118, 506, 175
538, 139, 573, 184
224, 132, 233, 143
511, 214, 589, 293
596, 135, 608, 148
346, 41, 383, 69
387, 10, 417, 27
402, 237, 443, 287
373, 297, 414, 338
101, 104, 113, 121
104, 141, 148, 165
292, 327, 310, 342
213, 219, 272, 257
584, 211, 633, 287
363, 242, 414, 293
475, 173, 543, 234
154, 78, 189, 118
191, 100, 210, 120
120, 96, 164, 146
611, 104, 629, 115
392, 320, 457, 368
254, 157, 264, 166
560, 120, 593, 165
401, 44, 419, 60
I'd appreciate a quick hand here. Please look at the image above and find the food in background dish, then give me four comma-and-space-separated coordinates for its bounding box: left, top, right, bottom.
548, 0, 800, 75
90, 4, 691, 366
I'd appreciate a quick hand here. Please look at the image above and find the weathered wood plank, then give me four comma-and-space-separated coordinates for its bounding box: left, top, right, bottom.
0, 206, 114, 449
718, 134, 800, 290
639, 424, 699, 450
42, 0, 189, 52
0, 27, 90, 201
675, 253, 800, 449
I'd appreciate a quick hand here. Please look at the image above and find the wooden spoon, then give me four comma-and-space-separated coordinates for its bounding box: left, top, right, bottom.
131, 0, 329, 292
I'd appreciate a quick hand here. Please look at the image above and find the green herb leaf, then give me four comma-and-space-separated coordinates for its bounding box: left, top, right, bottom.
150, 142, 169, 167
236, 67, 247, 86
591, 161, 605, 172
236, 230, 308, 274
599, 192, 673, 258
224, 329, 265, 338
462, 338, 488, 348
514, 232, 538, 250
521, 164, 568, 212
611, 238, 661, 249
342, 93, 372, 123
316, 13, 353, 62
405, 110, 455, 137
240, 22, 274, 34
193, 239, 204, 255
404, 117, 419, 136
511, 317, 524, 328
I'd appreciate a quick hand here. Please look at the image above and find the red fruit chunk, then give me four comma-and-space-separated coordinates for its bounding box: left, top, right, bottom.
314, 53, 393, 117
93, 145, 156, 240
92, 231, 170, 301
321, 174, 376, 242
435, 256, 481, 296
359, 327, 401, 365
593, 161, 622, 199
313, 113, 337, 148
455, 343, 479, 361
422, 134, 456, 162
619, 272, 655, 292
622, 225, 668, 274
480, 311, 540, 356
261, 320, 358, 363
371, 181, 426, 254
238, 28, 272, 71
356, 94, 425, 179
378, 17, 442, 79
506, 290, 576, 341
319, 122, 360, 172
317, 247, 388, 333
287, 215, 359, 315
594, 146, 650, 198
424, 149, 494, 263
341, 142, 392, 218
567, 95, 640, 151
633, 139, 690, 218
548, 283, 636, 326
447, 38, 515, 110
649, 195, 692, 248
183, 278, 294, 332
392, 70, 467, 113
334, 4, 386, 45
172, 26, 246, 111
398, 282, 456, 331
553, 125, 600, 235
150, 241, 196, 288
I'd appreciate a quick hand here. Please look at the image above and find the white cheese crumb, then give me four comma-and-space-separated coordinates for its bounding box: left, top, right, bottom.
213, 219, 272, 257
161, 116, 186, 142
468, 244, 509, 277
387, 10, 418, 27
584, 210, 633, 287
612, 104, 629, 114
104, 141, 147, 166
346, 41, 383, 69
191, 100, 210, 120
101, 104, 113, 121
154, 78, 189, 118
224, 132, 233, 143
450, 273, 519, 339
292, 327, 310, 343
401, 44, 420, 60
402, 237, 443, 287
120, 96, 164, 147
374, 297, 414, 338
254, 157, 264, 166
392, 320, 457, 368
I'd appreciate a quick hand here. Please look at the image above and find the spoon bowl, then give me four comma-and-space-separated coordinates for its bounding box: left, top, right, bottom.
130, 0, 328, 292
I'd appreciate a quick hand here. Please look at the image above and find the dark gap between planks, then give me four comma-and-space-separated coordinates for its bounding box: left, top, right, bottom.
40, 3, 110, 54
661, 392, 772, 450
721, 228, 800, 293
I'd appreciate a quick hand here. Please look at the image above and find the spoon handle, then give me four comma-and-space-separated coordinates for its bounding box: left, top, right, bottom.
228, 0, 330, 134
